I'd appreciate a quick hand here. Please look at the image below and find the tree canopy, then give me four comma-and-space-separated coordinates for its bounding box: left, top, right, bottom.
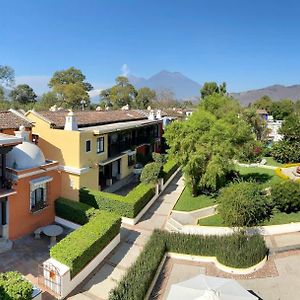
100, 76, 137, 108
49, 67, 92, 108
271, 113, 300, 163
0, 65, 15, 87
9, 84, 37, 104
164, 94, 258, 196
200, 82, 226, 99
135, 87, 156, 109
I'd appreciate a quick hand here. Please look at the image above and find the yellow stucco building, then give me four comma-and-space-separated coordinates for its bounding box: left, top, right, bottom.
26, 109, 162, 200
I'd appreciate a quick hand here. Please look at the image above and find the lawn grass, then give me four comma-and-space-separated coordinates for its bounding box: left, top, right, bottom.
173, 187, 216, 211
263, 157, 283, 167
198, 211, 300, 226
235, 165, 283, 186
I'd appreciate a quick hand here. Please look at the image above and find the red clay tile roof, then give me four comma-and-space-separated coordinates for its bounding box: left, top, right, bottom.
36, 110, 149, 128
0, 111, 33, 130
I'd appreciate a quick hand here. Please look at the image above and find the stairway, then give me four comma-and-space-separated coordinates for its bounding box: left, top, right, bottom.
0, 238, 13, 254
165, 217, 183, 232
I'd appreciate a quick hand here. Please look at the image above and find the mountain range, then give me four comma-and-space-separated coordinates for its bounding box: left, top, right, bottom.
128, 71, 300, 105
128, 70, 201, 100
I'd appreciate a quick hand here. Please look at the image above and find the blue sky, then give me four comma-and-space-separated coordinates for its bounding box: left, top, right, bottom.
1, 0, 300, 94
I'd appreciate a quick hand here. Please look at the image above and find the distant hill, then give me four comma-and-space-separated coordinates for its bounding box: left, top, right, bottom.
231, 84, 300, 106
128, 70, 201, 100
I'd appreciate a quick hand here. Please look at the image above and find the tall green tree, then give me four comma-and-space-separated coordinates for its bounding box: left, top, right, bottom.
200, 82, 226, 99
242, 108, 269, 141
164, 94, 257, 196
10, 84, 37, 104
271, 113, 300, 163
253, 95, 273, 111
269, 99, 294, 120
0, 65, 15, 87
100, 76, 137, 108
49, 67, 92, 108
135, 87, 156, 109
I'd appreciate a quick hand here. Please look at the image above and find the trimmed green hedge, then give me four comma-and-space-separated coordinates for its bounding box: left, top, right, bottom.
80, 183, 155, 218
163, 160, 178, 182
0, 271, 33, 300
51, 211, 121, 278
109, 230, 268, 300
55, 198, 99, 225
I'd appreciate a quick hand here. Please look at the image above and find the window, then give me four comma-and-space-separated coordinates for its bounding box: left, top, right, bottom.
32, 134, 39, 145
86, 140, 91, 152
97, 137, 104, 153
30, 187, 46, 212
128, 153, 136, 167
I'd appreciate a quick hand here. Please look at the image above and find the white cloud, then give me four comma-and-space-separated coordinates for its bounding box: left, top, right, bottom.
88, 88, 103, 98
121, 64, 130, 77
15, 75, 51, 95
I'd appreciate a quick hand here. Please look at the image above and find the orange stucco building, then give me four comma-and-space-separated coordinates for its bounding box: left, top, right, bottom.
0, 111, 61, 241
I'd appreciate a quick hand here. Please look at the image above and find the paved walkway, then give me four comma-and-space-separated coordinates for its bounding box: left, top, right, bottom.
69, 173, 185, 300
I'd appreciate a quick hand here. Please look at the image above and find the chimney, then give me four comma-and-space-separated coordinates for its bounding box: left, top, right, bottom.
15, 125, 29, 142
148, 110, 155, 120
64, 110, 78, 131
156, 109, 162, 119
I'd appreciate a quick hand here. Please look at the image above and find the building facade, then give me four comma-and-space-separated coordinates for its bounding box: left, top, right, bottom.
0, 112, 61, 241
26, 110, 163, 200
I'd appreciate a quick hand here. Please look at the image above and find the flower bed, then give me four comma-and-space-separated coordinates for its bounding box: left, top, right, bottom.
109, 230, 267, 300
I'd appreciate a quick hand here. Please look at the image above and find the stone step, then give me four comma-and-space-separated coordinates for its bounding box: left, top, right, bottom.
0, 238, 13, 254
167, 217, 183, 230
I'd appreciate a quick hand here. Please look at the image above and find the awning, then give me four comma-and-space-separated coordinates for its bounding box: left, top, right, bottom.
30, 176, 53, 188
98, 154, 126, 166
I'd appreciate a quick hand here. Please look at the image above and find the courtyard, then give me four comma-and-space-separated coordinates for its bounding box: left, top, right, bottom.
0, 224, 72, 299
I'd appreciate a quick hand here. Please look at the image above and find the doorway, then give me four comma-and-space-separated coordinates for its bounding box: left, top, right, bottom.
0, 198, 8, 238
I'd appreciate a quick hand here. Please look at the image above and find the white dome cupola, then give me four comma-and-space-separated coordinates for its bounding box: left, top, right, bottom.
6, 141, 46, 170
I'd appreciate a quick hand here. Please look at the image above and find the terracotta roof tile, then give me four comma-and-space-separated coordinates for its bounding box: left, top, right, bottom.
37, 110, 148, 128
0, 111, 33, 130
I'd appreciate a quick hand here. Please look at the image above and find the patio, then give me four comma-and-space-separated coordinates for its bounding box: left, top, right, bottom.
150, 249, 300, 300
0, 223, 72, 298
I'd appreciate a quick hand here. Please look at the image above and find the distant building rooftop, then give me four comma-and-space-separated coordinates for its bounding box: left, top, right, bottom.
0, 111, 33, 130
256, 109, 268, 115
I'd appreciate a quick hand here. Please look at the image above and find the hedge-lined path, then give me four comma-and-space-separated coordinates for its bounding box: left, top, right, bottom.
68, 173, 185, 300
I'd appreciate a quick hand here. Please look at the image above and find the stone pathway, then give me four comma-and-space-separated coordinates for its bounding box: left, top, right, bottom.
68, 173, 185, 300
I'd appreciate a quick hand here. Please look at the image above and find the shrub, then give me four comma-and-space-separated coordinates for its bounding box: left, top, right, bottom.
162, 160, 178, 182
80, 183, 155, 218
109, 230, 267, 300
140, 162, 162, 184
0, 271, 33, 300
152, 152, 167, 165
271, 141, 300, 163
271, 180, 300, 213
55, 198, 99, 225
51, 211, 121, 277
218, 181, 272, 227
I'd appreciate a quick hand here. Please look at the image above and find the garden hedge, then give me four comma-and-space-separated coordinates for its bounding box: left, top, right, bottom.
55, 198, 99, 225
109, 230, 268, 300
50, 211, 121, 278
162, 160, 178, 182
80, 183, 155, 218
0, 271, 33, 300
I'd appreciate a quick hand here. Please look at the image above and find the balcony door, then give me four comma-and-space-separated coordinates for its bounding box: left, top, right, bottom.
0, 198, 8, 238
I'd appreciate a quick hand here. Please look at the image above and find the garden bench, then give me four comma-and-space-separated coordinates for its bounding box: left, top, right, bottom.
34, 227, 44, 239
